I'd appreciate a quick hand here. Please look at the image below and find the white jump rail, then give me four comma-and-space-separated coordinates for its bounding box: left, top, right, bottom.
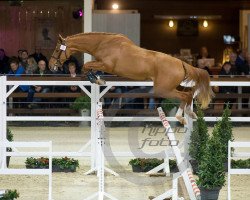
0, 141, 52, 200
228, 141, 250, 200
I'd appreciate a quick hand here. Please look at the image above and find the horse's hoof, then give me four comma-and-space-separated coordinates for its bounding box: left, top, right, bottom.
96, 78, 106, 85
176, 115, 187, 125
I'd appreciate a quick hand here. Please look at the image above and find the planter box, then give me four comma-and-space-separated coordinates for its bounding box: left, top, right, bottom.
200, 187, 221, 200
52, 166, 77, 173
132, 165, 163, 173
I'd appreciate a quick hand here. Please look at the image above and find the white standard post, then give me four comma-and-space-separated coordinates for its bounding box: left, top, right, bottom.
0, 76, 7, 169
83, 0, 92, 63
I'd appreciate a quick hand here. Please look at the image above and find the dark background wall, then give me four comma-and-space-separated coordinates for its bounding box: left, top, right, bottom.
96, 0, 250, 63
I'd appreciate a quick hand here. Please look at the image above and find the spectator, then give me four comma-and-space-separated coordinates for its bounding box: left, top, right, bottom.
235, 49, 247, 75
20, 50, 29, 69
197, 59, 212, 75
219, 62, 236, 109
17, 49, 23, 62
66, 62, 80, 92
229, 52, 237, 73
197, 46, 211, 60
0, 49, 10, 74
26, 56, 38, 74
240, 53, 250, 76
30, 51, 48, 66
62, 55, 80, 74
27, 59, 51, 108
8, 56, 29, 92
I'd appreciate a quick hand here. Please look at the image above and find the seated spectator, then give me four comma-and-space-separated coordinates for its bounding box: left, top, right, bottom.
27, 59, 51, 108
235, 49, 247, 75
0, 49, 10, 74
197, 46, 211, 60
66, 62, 80, 92
219, 62, 236, 109
26, 56, 38, 74
8, 56, 29, 92
62, 55, 80, 74
30, 51, 48, 66
240, 53, 250, 76
17, 49, 23, 62
229, 52, 237, 73
20, 50, 29, 69
197, 59, 212, 75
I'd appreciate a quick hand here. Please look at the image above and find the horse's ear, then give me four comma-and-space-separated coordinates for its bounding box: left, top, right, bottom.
58, 34, 65, 42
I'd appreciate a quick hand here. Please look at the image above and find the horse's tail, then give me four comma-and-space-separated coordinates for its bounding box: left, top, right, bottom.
184, 63, 214, 109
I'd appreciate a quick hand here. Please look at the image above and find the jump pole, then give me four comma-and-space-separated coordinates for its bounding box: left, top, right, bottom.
152, 107, 200, 200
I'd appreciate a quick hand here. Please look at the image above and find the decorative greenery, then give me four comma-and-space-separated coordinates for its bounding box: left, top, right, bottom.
161, 99, 179, 112
0, 190, 19, 200
214, 105, 233, 162
52, 157, 79, 171
7, 128, 13, 152
189, 105, 209, 163
129, 158, 163, 170
71, 96, 91, 110
197, 125, 226, 189
25, 157, 79, 172
231, 159, 250, 169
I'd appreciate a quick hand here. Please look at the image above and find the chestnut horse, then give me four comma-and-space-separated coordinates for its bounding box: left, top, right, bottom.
49, 32, 213, 124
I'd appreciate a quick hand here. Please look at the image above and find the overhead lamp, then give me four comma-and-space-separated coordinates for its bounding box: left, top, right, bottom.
169, 20, 174, 28
112, 3, 119, 10
203, 20, 208, 28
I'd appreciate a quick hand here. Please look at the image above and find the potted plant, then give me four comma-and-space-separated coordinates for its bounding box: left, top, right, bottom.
7, 128, 13, 168
71, 96, 91, 127
197, 125, 226, 200
231, 158, 250, 169
215, 105, 233, 171
52, 157, 79, 172
189, 105, 209, 174
0, 189, 19, 200
129, 158, 164, 172
25, 157, 79, 172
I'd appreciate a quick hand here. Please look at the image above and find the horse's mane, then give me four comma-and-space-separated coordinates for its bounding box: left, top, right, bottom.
67, 32, 125, 38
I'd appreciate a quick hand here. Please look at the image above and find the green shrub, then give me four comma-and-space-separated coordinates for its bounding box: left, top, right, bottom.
197, 126, 226, 189
189, 105, 209, 163
161, 99, 179, 112
71, 96, 91, 110
129, 158, 163, 170
0, 190, 19, 200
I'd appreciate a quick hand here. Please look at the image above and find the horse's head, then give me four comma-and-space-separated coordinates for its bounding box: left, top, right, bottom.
49, 34, 71, 71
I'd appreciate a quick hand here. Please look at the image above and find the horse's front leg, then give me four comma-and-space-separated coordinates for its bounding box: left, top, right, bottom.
82, 61, 106, 85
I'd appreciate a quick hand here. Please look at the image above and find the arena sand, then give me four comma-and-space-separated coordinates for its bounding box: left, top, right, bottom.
0, 126, 249, 200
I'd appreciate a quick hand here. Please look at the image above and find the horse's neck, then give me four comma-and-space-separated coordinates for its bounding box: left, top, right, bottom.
66, 34, 102, 55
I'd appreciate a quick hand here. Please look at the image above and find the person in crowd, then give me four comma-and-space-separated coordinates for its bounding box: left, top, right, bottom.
8, 56, 29, 91
8, 57, 29, 108
17, 49, 23, 61
0, 49, 10, 74
235, 49, 247, 75
239, 52, 250, 76
66, 62, 80, 92
30, 51, 48, 66
219, 62, 236, 109
197, 59, 212, 75
197, 46, 211, 60
20, 50, 29, 69
62, 55, 80, 74
26, 56, 38, 74
229, 52, 237, 73
27, 59, 51, 108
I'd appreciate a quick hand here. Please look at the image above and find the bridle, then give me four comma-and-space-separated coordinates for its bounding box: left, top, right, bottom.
51, 40, 69, 67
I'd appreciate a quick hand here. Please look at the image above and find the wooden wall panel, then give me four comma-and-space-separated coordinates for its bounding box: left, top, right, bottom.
0, 1, 82, 59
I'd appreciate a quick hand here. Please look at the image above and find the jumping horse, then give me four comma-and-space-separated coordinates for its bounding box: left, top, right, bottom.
49, 32, 214, 124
